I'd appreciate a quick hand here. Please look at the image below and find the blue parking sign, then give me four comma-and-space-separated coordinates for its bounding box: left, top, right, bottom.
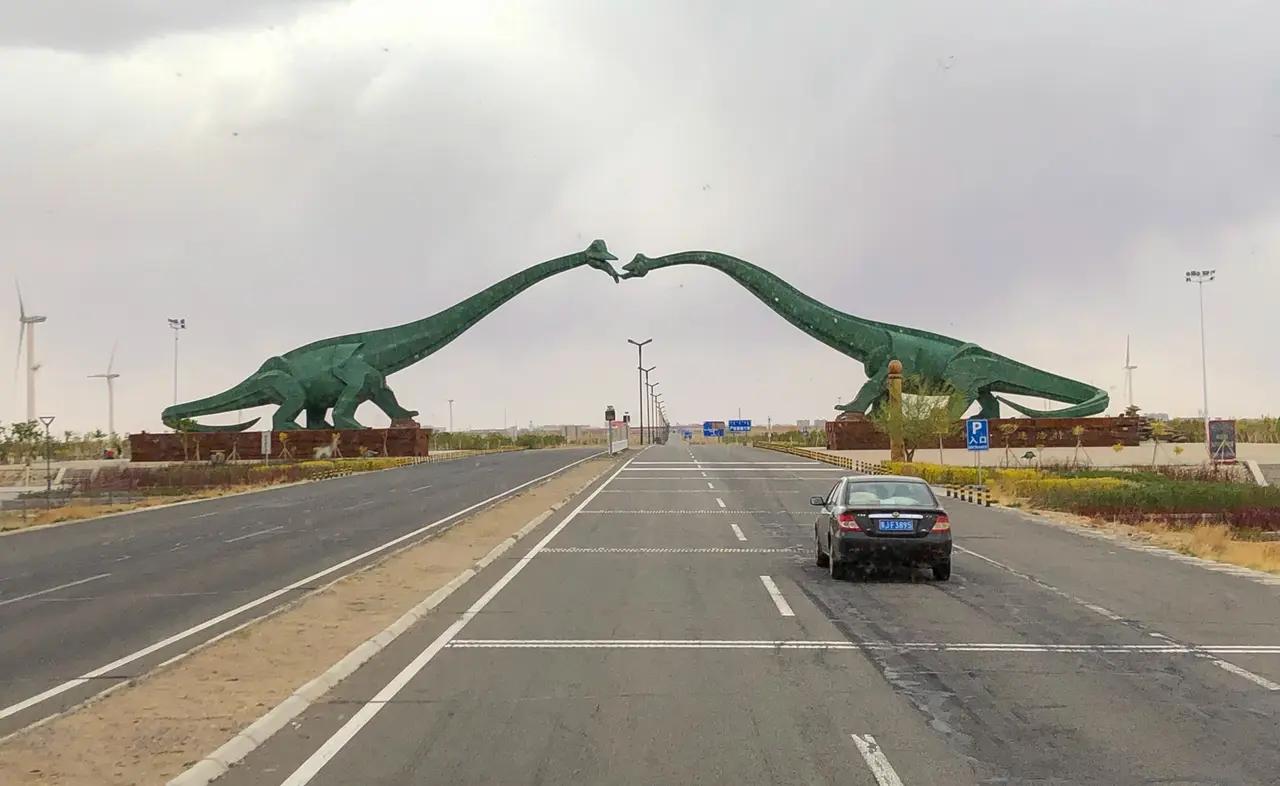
966, 418, 990, 451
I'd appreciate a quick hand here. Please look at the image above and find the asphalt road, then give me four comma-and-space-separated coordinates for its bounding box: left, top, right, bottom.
0, 447, 599, 736
210, 442, 1280, 785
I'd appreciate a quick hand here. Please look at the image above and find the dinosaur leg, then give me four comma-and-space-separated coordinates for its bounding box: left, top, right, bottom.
306, 406, 333, 429
371, 385, 418, 420
259, 371, 307, 430
332, 358, 382, 430
837, 370, 889, 415
976, 390, 1002, 420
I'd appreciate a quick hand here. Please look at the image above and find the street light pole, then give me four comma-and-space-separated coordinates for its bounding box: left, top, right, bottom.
628, 339, 652, 445
641, 365, 656, 444
168, 318, 186, 408
39, 415, 55, 509
647, 380, 659, 445
1185, 269, 1216, 453
447, 399, 454, 432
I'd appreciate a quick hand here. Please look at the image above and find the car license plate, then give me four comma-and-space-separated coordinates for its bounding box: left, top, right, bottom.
877, 520, 914, 532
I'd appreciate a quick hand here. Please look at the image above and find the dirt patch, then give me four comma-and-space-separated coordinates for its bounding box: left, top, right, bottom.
0, 455, 616, 785
1016, 506, 1280, 576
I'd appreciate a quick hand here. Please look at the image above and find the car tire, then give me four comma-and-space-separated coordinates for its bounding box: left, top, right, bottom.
829, 542, 845, 581
932, 560, 951, 581
815, 536, 830, 568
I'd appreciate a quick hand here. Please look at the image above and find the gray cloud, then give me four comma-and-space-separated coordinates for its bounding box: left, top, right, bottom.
2, 1, 1277, 435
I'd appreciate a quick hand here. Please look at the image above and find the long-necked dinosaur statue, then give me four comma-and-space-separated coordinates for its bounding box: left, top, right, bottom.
162, 240, 620, 432
621, 250, 1107, 419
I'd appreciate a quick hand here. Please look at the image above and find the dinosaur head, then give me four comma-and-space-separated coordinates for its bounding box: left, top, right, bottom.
583, 239, 620, 282
621, 253, 654, 279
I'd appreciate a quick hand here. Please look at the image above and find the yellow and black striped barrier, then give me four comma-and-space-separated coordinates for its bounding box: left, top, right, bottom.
943, 484, 992, 506
752, 443, 886, 475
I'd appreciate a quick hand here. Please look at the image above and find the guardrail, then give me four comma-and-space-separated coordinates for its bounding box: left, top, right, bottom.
942, 484, 992, 507
752, 443, 887, 475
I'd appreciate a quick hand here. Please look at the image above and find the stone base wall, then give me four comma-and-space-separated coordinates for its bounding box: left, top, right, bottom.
826, 417, 1143, 451
129, 428, 431, 462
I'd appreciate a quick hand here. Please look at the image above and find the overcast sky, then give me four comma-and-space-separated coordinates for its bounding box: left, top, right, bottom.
2, 0, 1276, 435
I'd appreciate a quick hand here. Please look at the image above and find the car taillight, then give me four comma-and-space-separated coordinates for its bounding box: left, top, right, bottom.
837, 512, 861, 531
932, 514, 951, 532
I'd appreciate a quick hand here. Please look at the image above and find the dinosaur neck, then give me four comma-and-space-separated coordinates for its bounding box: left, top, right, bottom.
372, 252, 588, 373
645, 252, 888, 360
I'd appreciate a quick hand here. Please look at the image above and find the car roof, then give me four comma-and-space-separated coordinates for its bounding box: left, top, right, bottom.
840, 475, 931, 484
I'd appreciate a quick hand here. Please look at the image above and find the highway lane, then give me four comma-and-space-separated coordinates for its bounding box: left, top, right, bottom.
0, 447, 599, 735
216, 442, 1280, 785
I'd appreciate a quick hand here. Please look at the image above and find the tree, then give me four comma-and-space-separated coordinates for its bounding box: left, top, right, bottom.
870, 376, 964, 462
1150, 420, 1169, 466
10, 421, 41, 464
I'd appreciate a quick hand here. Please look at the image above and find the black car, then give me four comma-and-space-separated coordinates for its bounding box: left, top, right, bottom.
811, 475, 952, 580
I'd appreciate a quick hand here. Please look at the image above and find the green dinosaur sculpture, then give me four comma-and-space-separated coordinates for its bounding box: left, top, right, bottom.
162, 241, 620, 432
621, 250, 1108, 419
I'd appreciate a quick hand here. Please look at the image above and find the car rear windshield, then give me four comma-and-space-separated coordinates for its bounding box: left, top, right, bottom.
844, 480, 937, 508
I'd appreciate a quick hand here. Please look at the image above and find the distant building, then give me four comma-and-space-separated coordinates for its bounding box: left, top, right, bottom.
797, 419, 811, 432
1145, 412, 1171, 421
812, 419, 827, 432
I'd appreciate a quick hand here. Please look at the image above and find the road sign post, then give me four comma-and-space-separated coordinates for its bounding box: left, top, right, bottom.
966, 418, 990, 488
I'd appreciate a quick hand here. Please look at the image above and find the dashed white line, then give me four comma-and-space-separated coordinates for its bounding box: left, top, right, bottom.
759, 575, 795, 617
956, 545, 1279, 691
191, 511, 219, 519
224, 526, 286, 544
0, 574, 112, 607
0, 451, 603, 724
409, 484, 433, 493
707, 482, 714, 490
277, 454, 638, 786
850, 734, 904, 786
729, 523, 747, 542
716, 497, 726, 508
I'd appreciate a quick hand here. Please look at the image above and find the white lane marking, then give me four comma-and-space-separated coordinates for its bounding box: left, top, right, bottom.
277, 453, 638, 786
541, 547, 791, 554
446, 639, 1280, 653
759, 575, 795, 617
408, 484, 433, 493
700, 471, 708, 478
581, 510, 806, 515
0, 574, 111, 607
0, 451, 603, 723
1213, 659, 1280, 690
340, 499, 378, 511
956, 545, 1279, 691
715, 497, 726, 508
623, 467, 845, 472
707, 482, 715, 490
191, 512, 219, 520
729, 523, 748, 542
850, 734, 904, 786
632, 462, 821, 466
224, 526, 286, 544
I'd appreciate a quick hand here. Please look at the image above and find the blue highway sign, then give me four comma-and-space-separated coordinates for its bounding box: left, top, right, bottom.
966, 418, 990, 451
728, 419, 752, 433
703, 421, 726, 437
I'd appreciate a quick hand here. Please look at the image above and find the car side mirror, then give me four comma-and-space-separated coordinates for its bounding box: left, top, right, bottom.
810, 496, 826, 507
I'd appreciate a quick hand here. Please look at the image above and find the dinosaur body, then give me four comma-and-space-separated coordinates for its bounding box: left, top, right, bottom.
622, 251, 1107, 419
162, 241, 619, 432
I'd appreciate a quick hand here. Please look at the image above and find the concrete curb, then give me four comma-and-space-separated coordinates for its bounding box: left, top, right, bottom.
1243, 459, 1269, 487
166, 458, 619, 786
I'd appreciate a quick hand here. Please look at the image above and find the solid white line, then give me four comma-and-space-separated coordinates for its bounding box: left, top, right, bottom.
955, 545, 1279, 691
443, 639, 1280, 653
0, 451, 602, 724
716, 497, 726, 508
759, 575, 795, 617
0, 573, 111, 607
850, 734, 904, 786
623, 467, 844, 472
224, 526, 286, 544
729, 523, 747, 542
277, 453, 640, 786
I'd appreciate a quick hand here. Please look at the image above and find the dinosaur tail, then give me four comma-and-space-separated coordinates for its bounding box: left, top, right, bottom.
995, 388, 1110, 419
162, 376, 265, 432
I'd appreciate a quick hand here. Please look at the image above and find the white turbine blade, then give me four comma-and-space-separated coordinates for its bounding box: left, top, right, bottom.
14, 321, 24, 380
15, 280, 25, 320
107, 339, 118, 374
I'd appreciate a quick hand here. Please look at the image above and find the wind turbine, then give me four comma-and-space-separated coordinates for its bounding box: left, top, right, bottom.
15, 281, 47, 423
1122, 335, 1137, 409
88, 341, 121, 438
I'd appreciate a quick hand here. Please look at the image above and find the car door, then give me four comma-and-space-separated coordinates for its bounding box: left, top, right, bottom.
817, 480, 842, 544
